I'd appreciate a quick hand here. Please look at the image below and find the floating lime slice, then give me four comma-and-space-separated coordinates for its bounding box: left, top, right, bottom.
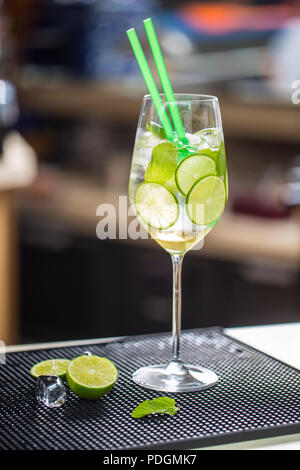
30, 359, 71, 379
186, 175, 226, 225
225, 170, 229, 202
135, 182, 179, 230
175, 154, 216, 196
196, 146, 219, 161
66, 355, 118, 400
216, 141, 227, 177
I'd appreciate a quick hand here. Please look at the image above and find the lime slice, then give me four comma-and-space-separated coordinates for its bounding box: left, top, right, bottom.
175, 154, 216, 196
225, 170, 229, 203
216, 141, 227, 177
186, 175, 226, 225
66, 355, 118, 400
135, 182, 179, 230
30, 359, 71, 379
196, 146, 219, 161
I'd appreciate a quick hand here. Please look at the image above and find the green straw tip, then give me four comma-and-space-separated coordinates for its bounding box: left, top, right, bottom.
143, 17, 152, 24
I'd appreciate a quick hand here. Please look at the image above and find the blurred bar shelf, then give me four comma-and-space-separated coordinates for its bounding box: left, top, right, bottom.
17, 171, 300, 270
16, 79, 300, 144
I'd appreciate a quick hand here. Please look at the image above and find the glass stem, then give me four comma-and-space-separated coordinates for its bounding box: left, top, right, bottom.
171, 254, 184, 363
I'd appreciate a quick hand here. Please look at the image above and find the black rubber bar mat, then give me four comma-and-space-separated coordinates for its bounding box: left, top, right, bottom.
1, 327, 300, 450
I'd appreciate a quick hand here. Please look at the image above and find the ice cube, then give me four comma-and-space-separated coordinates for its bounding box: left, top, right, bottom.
35, 375, 67, 408
199, 128, 222, 149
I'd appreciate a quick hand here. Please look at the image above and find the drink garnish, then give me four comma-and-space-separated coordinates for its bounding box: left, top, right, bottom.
145, 142, 177, 184
186, 175, 226, 225
66, 355, 118, 400
30, 359, 71, 379
135, 182, 179, 230
131, 397, 179, 418
175, 154, 216, 196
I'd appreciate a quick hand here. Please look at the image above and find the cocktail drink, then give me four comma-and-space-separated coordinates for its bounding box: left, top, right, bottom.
128, 95, 228, 392
127, 19, 228, 392
130, 99, 227, 254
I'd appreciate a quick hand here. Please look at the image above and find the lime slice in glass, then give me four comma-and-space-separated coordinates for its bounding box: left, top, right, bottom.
30, 359, 71, 379
216, 141, 227, 177
225, 170, 229, 202
175, 154, 216, 196
135, 182, 179, 230
196, 146, 219, 161
186, 175, 226, 225
66, 355, 118, 400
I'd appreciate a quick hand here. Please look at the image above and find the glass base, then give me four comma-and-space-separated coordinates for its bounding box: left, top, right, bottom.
132, 360, 218, 393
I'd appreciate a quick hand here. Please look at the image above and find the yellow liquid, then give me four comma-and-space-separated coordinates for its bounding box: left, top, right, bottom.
147, 225, 213, 255
129, 130, 227, 255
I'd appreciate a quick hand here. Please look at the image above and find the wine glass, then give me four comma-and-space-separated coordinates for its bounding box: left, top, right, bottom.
128, 94, 228, 392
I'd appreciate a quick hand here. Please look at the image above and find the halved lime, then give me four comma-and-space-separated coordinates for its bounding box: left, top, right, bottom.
30, 359, 71, 379
135, 182, 179, 230
175, 154, 216, 196
186, 175, 226, 225
66, 355, 118, 400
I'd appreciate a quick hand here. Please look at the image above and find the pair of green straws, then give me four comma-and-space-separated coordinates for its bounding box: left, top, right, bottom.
127, 18, 188, 146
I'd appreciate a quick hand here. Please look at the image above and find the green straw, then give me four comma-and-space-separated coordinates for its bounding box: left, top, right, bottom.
126, 28, 175, 141
143, 18, 188, 145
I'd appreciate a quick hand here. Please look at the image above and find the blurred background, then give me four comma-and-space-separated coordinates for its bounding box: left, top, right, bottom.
0, 0, 300, 345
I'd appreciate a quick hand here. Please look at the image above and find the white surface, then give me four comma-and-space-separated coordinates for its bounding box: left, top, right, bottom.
5, 322, 300, 450
226, 322, 300, 370
206, 322, 300, 450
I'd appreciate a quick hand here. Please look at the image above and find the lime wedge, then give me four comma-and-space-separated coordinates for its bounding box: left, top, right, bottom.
186, 175, 226, 225
135, 182, 179, 230
66, 355, 118, 400
175, 154, 216, 196
30, 359, 71, 379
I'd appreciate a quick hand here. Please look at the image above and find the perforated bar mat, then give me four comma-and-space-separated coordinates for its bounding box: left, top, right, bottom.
1, 327, 300, 450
